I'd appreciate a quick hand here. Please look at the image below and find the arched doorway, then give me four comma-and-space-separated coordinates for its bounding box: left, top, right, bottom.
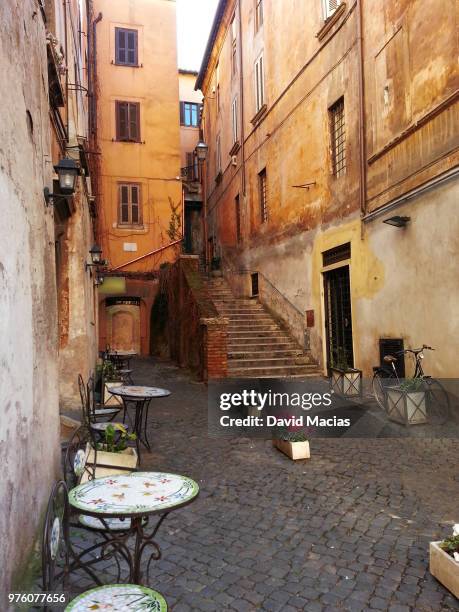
105, 297, 141, 353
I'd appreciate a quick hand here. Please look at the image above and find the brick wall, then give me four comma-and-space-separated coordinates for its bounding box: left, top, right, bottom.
162, 255, 228, 380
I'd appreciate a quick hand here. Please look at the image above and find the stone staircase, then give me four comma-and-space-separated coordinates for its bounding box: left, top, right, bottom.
207, 277, 321, 378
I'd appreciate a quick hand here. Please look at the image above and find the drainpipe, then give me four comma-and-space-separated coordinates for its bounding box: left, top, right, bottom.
91, 11, 103, 136
237, 0, 246, 198
356, 0, 367, 221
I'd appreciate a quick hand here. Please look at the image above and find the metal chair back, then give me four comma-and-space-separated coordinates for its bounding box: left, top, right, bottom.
41, 481, 70, 599
63, 426, 97, 488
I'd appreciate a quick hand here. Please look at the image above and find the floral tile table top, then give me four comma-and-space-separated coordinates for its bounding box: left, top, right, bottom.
108, 386, 171, 399
69, 472, 199, 516
65, 584, 167, 611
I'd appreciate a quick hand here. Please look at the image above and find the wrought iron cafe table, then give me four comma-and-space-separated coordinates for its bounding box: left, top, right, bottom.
68, 471, 199, 584
108, 386, 171, 462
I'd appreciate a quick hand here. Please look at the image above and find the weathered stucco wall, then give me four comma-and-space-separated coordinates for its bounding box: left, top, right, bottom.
0, 0, 61, 600
200, 0, 459, 377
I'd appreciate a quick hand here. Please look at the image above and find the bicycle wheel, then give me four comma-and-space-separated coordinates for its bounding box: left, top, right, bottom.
424, 378, 450, 426
372, 369, 396, 410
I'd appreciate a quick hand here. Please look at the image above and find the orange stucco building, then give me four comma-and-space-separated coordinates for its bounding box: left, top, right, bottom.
94, 0, 182, 355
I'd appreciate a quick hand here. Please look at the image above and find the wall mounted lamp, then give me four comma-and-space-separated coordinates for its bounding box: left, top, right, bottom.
195, 140, 209, 162
44, 158, 80, 203
383, 215, 411, 228
94, 275, 104, 287
85, 244, 108, 271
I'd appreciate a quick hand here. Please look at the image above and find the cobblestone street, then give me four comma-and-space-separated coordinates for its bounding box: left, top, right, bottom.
67, 358, 459, 611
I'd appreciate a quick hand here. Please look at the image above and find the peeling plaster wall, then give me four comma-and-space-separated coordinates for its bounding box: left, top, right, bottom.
0, 0, 60, 600
200, 0, 459, 377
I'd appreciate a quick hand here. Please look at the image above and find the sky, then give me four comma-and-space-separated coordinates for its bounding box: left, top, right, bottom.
177, 0, 219, 72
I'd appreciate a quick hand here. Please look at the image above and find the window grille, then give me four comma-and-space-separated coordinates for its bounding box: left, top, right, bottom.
329, 97, 346, 177
259, 168, 268, 223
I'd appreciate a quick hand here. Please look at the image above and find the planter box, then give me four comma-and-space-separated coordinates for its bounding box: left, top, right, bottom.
104, 381, 123, 407
81, 445, 138, 483
385, 387, 427, 425
330, 367, 362, 397
430, 541, 459, 598
273, 439, 310, 460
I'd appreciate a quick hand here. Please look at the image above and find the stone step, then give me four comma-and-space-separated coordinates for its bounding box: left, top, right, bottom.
228, 348, 303, 359
228, 364, 321, 377
227, 315, 274, 322
228, 356, 313, 368
228, 331, 290, 340
228, 324, 282, 332
228, 341, 298, 351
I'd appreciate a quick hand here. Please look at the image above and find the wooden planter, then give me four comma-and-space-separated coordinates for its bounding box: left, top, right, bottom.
104, 381, 123, 407
81, 445, 138, 482
273, 439, 310, 460
385, 387, 427, 425
430, 541, 459, 598
330, 367, 362, 398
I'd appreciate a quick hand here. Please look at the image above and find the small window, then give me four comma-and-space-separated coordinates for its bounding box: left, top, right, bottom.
116, 101, 140, 142
323, 0, 342, 20
119, 183, 141, 225
254, 54, 265, 113
180, 102, 201, 127
251, 273, 259, 296
115, 28, 138, 66
255, 0, 264, 31
231, 16, 238, 75
258, 168, 268, 223
231, 97, 239, 145
329, 97, 346, 177
216, 135, 222, 175
235, 194, 241, 243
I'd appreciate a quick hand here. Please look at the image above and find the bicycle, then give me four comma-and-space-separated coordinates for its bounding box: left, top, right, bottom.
372, 345, 450, 425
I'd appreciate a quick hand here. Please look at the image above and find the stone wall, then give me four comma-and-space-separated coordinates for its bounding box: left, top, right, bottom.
0, 0, 61, 600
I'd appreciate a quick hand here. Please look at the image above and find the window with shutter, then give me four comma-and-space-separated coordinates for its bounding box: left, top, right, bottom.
254, 54, 265, 113
232, 97, 238, 144
255, 0, 264, 32
323, 0, 341, 20
118, 183, 142, 225
115, 28, 138, 66
115, 101, 140, 141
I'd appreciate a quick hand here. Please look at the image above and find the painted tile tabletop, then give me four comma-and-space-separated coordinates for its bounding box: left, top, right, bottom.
108, 385, 171, 399
65, 584, 167, 611
69, 472, 199, 516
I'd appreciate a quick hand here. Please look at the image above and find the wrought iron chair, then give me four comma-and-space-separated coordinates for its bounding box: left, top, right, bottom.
63, 426, 139, 535
41, 480, 70, 609
78, 374, 125, 442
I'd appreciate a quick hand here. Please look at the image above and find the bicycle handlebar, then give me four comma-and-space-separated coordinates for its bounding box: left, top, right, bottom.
394, 345, 435, 356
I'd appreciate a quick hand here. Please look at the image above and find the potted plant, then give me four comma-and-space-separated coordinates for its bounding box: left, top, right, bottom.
330, 349, 362, 398
87, 424, 138, 472
210, 256, 222, 277
273, 426, 310, 461
385, 378, 427, 425
97, 360, 124, 407
430, 524, 459, 598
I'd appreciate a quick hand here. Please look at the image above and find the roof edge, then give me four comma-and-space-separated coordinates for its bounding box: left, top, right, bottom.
195, 0, 228, 91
